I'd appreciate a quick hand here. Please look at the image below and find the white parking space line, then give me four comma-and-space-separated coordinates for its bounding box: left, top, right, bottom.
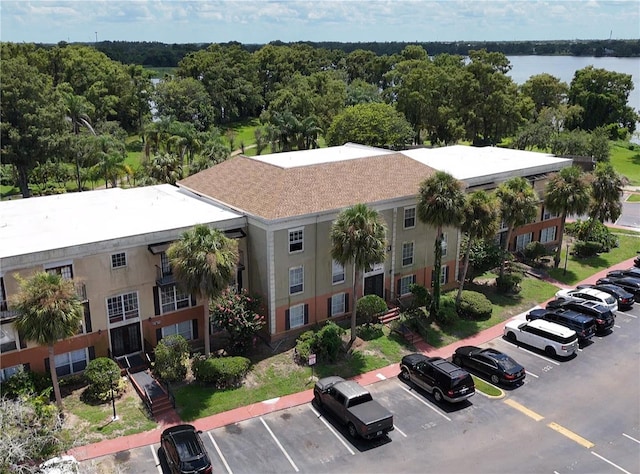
622, 433, 640, 444
208, 432, 233, 474
509, 344, 560, 365
591, 451, 633, 474
394, 425, 408, 438
525, 370, 539, 378
376, 373, 387, 380
577, 348, 583, 352
260, 417, 300, 472
150, 445, 162, 474
309, 405, 355, 455
620, 312, 637, 318
614, 325, 621, 328
397, 383, 452, 422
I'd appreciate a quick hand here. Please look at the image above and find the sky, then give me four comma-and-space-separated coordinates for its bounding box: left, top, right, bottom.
1, 0, 638, 45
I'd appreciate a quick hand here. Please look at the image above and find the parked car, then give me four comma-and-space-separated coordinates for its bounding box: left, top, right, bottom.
526, 308, 596, 342
607, 267, 640, 279
400, 354, 475, 403
597, 276, 640, 298
313, 376, 394, 439
503, 319, 579, 358
160, 424, 213, 474
452, 346, 525, 386
575, 283, 635, 310
545, 298, 616, 333
554, 287, 618, 312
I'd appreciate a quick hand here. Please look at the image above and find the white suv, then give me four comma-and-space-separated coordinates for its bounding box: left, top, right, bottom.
504, 319, 579, 358
555, 287, 618, 312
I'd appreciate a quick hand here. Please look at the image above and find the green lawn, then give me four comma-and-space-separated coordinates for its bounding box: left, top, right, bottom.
610, 140, 640, 186
627, 193, 640, 202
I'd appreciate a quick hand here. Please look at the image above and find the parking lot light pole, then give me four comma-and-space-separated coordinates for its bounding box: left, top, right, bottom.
111, 376, 118, 421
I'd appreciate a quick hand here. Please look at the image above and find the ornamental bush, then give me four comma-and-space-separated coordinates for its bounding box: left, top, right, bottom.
211, 289, 266, 355
294, 322, 346, 364
84, 357, 120, 396
154, 334, 190, 383
456, 291, 493, 320
356, 323, 384, 341
1, 368, 51, 399
356, 294, 388, 323
192, 355, 251, 389
435, 295, 458, 326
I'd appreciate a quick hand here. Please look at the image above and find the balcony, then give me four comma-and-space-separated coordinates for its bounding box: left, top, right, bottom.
0, 301, 18, 321
156, 265, 176, 287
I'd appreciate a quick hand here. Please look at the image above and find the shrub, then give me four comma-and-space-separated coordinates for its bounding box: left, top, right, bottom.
192, 355, 251, 389
293, 321, 346, 364
566, 219, 619, 251
409, 283, 432, 309
211, 289, 265, 355
496, 271, 523, 294
84, 358, 120, 394
154, 334, 190, 382
356, 323, 384, 340
523, 241, 548, 265
435, 295, 458, 325
0, 368, 51, 399
81, 376, 127, 404
356, 294, 388, 323
573, 240, 604, 257
456, 291, 493, 320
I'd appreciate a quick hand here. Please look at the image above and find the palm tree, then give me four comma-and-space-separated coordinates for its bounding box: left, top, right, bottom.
330, 203, 387, 345
62, 90, 96, 191
167, 224, 238, 356
456, 190, 500, 303
588, 162, 623, 235
544, 166, 591, 267
12, 272, 84, 409
495, 177, 539, 276
417, 171, 466, 317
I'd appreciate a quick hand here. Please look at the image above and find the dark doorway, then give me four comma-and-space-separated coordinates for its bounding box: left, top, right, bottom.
364, 273, 384, 299
111, 322, 142, 357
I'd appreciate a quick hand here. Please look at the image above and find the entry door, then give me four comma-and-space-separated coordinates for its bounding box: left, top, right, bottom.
111, 322, 142, 357
364, 273, 384, 299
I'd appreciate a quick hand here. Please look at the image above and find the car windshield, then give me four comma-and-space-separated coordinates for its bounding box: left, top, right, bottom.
350, 393, 373, 407
605, 296, 615, 304
451, 374, 472, 389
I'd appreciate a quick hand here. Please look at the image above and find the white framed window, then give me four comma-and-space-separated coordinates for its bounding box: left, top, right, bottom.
332, 260, 345, 284
160, 285, 191, 314
543, 208, 559, 220
289, 266, 304, 294
54, 348, 88, 376
441, 232, 448, 257
402, 242, 414, 267
0, 325, 17, 353
331, 293, 346, 316
515, 232, 533, 251
162, 321, 193, 340
540, 226, 557, 244
107, 292, 139, 324
440, 265, 449, 285
288, 228, 304, 253
46, 264, 73, 279
289, 304, 305, 329
0, 364, 22, 382
111, 252, 127, 269
404, 206, 416, 229
399, 275, 416, 296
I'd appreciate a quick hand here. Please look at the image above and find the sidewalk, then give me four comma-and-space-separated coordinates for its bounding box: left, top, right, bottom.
68, 256, 639, 462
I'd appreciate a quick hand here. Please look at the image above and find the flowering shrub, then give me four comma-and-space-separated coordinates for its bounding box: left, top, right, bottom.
210, 289, 266, 355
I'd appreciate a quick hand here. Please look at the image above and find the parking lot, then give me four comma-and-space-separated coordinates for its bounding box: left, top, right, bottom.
80, 302, 640, 474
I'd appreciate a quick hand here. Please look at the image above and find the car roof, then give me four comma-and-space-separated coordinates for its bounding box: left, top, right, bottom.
528, 318, 578, 337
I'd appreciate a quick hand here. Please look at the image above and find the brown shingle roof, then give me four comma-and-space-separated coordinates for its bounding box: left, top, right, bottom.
178, 153, 436, 220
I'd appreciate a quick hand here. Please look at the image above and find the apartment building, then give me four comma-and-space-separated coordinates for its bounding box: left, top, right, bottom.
0, 184, 245, 381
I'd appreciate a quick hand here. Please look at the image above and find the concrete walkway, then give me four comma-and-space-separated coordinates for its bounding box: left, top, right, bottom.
68, 256, 639, 462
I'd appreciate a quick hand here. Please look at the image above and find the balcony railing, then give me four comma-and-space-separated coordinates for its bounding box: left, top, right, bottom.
0, 301, 18, 321
156, 265, 176, 286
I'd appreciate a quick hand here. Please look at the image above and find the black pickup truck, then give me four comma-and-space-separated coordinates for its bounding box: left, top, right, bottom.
313, 376, 394, 440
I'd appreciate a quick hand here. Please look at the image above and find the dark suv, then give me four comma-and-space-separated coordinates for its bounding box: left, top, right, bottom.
160, 424, 212, 474
546, 299, 615, 334
400, 354, 475, 403
597, 276, 640, 298
526, 308, 596, 342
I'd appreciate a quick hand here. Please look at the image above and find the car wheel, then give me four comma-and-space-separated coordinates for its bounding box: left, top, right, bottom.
490, 374, 500, 384
506, 332, 516, 342
400, 367, 410, 381
433, 389, 443, 402
453, 356, 463, 367
545, 346, 556, 357
347, 423, 358, 438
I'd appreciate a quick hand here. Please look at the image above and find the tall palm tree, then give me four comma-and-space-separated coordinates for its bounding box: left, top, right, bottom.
12, 272, 84, 409
456, 190, 500, 303
167, 224, 238, 356
588, 162, 623, 234
544, 166, 591, 267
495, 177, 539, 276
330, 203, 387, 345
62, 90, 96, 191
417, 171, 466, 317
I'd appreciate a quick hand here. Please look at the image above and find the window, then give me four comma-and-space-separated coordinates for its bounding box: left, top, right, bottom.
0, 364, 22, 383
0, 325, 17, 353
404, 207, 416, 229
54, 348, 87, 377
160, 285, 191, 314
289, 304, 305, 329
111, 252, 127, 268
399, 275, 416, 296
160, 252, 172, 277
107, 292, 139, 323
162, 321, 193, 340
441, 233, 448, 257
46, 264, 73, 279
540, 226, 557, 244
543, 208, 559, 220
289, 266, 304, 295
440, 265, 450, 285
0, 277, 6, 311
402, 242, 414, 267
332, 260, 345, 284
288, 228, 304, 253
331, 293, 346, 316
515, 233, 533, 251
